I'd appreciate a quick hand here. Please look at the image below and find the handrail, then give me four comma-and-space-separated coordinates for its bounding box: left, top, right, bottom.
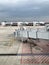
0, 53, 49, 56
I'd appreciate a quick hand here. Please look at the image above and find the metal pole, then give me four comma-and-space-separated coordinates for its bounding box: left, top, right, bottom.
36, 28, 39, 42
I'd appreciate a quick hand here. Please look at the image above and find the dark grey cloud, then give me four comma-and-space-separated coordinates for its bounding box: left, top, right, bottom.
0, 0, 49, 17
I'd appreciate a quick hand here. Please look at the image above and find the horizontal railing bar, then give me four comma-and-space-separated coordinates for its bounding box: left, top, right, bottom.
0, 53, 49, 56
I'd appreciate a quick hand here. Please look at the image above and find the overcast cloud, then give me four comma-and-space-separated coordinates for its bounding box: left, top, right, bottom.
0, 0, 49, 17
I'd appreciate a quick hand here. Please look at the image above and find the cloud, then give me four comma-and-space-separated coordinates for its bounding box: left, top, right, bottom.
0, 0, 49, 6
0, 0, 29, 7
0, 0, 49, 17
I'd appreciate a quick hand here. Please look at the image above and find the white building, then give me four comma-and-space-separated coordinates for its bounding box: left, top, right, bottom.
1, 22, 6, 26
33, 21, 45, 26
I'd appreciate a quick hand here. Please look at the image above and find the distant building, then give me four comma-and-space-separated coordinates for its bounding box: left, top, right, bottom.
27, 22, 33, 26
45, 22, 49, 25
11, 22, 18, 26
1, 22, 18, 26
1, 22, 6, 26
5, 22, 11, 26
17, 22, 33, 26
33, 21, 45, 26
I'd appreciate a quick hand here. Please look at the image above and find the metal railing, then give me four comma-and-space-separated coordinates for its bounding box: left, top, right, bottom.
15, 29, 49, 40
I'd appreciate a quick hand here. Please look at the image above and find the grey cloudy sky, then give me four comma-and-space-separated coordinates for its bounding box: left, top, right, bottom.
0, 0, 49, 17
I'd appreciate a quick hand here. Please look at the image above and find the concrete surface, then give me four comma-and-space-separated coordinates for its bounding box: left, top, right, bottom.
0, 26, 49, 65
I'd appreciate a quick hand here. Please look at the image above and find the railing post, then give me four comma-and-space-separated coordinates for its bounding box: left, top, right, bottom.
36, 28, 39, 42
27, 30, 29, 38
